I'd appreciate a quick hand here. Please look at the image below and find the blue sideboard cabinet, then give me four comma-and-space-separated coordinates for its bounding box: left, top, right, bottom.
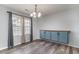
40, 30, 70, 44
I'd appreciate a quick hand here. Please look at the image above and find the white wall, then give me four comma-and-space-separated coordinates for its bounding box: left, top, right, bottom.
0, 6, 9, 50
0, 6, 30, 50
33, 18, 39, 40
36, 5, 79, 48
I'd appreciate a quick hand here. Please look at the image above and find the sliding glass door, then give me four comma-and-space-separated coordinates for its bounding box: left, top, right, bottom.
12, 14, 22, 46
24, 17, 31, 42
12, 14, 31, 46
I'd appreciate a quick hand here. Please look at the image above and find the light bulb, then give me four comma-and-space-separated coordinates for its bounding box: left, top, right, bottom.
33, 12, 36, 18
30, 13, 33, 17
38, 12, 42, 17
33, 12, 36, 15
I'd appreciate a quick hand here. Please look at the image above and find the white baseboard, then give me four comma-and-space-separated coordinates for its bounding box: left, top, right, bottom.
0, 47, 7, 51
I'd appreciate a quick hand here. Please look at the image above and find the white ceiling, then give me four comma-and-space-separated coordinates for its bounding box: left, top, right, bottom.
1, 4, 69, 17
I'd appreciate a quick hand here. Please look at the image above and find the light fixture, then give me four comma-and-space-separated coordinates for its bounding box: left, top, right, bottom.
30, 4, 42, 18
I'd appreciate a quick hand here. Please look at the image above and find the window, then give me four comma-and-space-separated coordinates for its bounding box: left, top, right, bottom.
24, 17, 31, 34
12, 14, 22, 36
12, 14, 31, 45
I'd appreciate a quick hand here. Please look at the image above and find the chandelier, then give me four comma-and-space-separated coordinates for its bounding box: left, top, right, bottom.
30, 4, 42, 18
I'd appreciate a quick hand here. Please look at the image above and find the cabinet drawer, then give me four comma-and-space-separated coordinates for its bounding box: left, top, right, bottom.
51, 32, 58, 41
44, 31, 51, 40
40, 31, 45, 39
58, 32, 68, 43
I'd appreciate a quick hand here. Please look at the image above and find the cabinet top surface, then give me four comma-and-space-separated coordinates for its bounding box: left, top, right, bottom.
40, 30, 70, 32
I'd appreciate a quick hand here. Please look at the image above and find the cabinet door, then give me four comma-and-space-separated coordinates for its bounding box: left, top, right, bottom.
40, 31, 45, 39
51, 32, 58, 41
59, 32, 68, 43
44, 31, 51, 40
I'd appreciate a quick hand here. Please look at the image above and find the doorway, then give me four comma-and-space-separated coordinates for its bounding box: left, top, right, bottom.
12, 14, 31, 46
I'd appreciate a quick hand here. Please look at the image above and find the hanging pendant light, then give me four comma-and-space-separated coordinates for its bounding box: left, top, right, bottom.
30, 4, 42, 18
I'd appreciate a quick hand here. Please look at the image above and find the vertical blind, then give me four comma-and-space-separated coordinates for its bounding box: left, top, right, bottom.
12, 14, 23, 46
12, 14, 31, 46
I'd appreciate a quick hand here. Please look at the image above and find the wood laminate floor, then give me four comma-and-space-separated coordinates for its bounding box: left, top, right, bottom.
0, 40, 79, 54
